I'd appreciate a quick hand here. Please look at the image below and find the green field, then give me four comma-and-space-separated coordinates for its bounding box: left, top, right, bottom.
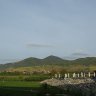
0, 74, 51, 81
0, 81, 66, 96
0, 74, 49, 96
0, 81, 41, 87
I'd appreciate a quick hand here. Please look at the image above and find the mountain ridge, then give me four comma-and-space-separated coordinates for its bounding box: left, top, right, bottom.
0, 55, 96, 70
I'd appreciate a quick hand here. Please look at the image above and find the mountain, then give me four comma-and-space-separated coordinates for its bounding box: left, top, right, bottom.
0, 55, 96, 70
43, 55, 69, 65
73, 57, 96, 65
0, 57, 42, 70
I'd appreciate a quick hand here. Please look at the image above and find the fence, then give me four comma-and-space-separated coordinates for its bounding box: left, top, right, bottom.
54, 72, 96, 79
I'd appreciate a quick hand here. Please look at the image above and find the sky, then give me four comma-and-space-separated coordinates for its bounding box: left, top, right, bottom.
0, 0, 96, 63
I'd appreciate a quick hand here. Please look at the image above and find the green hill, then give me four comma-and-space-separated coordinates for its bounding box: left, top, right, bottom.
43, 55, 69, 65
72, 57, 96, 65
0, 56, 96, 70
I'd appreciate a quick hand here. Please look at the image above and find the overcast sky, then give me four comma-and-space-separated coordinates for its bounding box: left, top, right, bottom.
0, 0, 96, 63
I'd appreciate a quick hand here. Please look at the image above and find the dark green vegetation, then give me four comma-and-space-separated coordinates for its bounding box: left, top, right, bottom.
0, 82, 96, 96
0, 55, 96, 70
0, 74, 52, 96
0, 73, 67, 96
0, 74, 50, 81
0, 74, 51, 95
0, 84, 66, 96
0, 81, 40, 87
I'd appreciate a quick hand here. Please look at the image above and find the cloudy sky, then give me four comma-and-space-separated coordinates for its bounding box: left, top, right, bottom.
0, 0, 96, 63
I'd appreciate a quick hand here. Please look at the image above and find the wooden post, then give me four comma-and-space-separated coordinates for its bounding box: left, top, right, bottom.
73, 73, 76, 78
59, 74, 61, 79
88, 72, 91, 78
77, 73, 80, 78
84, 73, 85, 78
65, 73, 67, 78
67, 73, 70, 78
81, 72, 83, 78
55, 74, 58, 78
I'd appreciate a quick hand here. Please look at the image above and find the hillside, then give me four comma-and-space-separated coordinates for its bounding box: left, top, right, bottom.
0, 56, 96, 70
43, 55, 69, 65
73, 57, 96, 65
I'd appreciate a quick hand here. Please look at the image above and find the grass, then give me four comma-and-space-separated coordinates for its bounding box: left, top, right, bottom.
0, 81, 66, 96
0, 81, 41, 96
0, 81, 41, 88
0, 74, 51, 81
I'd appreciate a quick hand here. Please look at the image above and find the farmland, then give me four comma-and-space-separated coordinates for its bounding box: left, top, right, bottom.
0, 76, 64, 96
0, 74, 50, 96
